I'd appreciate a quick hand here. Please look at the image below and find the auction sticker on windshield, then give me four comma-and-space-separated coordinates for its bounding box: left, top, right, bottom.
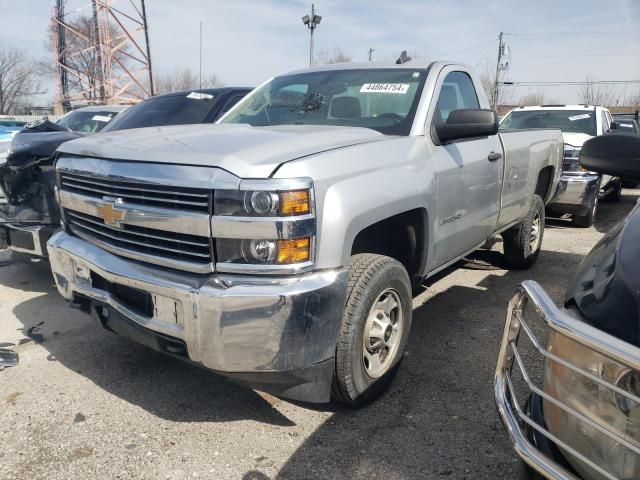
360, 83, 410, 94
568, 114, 592, 121
92, 115, 113, 122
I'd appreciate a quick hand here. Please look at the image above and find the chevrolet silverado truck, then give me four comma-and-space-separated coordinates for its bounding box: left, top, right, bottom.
47, 61, 562, 406
501, 105, 620, 228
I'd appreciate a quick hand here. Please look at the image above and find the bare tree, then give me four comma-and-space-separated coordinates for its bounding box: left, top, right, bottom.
155, 67, 222, 94
0, 47, 42, 114
519, 91, 557, 106
317, 47, 352, 65
580, 76, 617, 106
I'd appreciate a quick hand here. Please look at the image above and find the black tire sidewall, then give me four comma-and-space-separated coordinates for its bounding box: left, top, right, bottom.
337, 256, 412, 405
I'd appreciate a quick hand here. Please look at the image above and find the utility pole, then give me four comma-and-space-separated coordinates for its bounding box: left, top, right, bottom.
141, 0, 154, 96
302, 4, 322, 67
199, 21, 202, 90
493, 32, 504, 111
368, 48, 374, 62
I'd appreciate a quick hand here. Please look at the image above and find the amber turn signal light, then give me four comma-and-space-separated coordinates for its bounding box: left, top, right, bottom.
279, 190, 310, 216
277, 238, 311, 264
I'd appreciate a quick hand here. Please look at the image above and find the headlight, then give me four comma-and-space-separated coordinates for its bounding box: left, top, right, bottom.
214, 189, 311, 217
563, 146, 583, 172
212, 179, 315, 271
544, 331, 640, 480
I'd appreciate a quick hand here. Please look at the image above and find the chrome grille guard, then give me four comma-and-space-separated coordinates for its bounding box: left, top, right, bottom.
494, 280, 640, 480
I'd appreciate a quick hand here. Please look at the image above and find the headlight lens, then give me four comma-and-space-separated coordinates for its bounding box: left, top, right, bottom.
544, 332, 640, 480
216, 237, 311, 265
214, 189, 311, 217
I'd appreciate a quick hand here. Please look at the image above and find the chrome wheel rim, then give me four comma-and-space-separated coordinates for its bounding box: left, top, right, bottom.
362, 288, 403, 379
530, 211, 542, 253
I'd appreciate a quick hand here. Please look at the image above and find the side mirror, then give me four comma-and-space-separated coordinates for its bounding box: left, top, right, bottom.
580, 134, 640, 180
435, 109, 499, 144
610, 121, 619, 130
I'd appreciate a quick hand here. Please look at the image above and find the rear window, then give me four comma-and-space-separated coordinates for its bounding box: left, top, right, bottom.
500, 110, 597, 136
103, 93, 217, 132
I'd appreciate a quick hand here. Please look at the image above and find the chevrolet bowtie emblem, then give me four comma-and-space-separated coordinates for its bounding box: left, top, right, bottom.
96, 199, 126, 228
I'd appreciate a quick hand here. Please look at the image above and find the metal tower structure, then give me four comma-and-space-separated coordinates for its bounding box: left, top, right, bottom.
52, 0, 154, 111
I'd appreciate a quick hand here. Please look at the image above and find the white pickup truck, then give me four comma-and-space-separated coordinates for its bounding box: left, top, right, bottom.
47, 61, 563, 405
501, 104, 620, 227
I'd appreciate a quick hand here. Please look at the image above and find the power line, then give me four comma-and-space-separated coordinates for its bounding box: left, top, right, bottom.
501, 80, 640, 86
519, 52, 640, 58
509, 29, 640, 36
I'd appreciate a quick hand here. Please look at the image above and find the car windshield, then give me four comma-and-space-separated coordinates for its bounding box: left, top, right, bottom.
102, 93, 217, 132
56, 110, 120, 133
221, 68, 427, 135
500, 110, 597, 136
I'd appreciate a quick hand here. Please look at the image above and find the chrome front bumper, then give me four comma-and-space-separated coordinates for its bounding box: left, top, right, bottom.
47, 231, 348, 402
547, 173, 600, 216
495, 281, 640, 480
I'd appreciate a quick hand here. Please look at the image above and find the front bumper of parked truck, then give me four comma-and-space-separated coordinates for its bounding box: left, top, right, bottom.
547, 172, 600, 216
47, 231, 348, 403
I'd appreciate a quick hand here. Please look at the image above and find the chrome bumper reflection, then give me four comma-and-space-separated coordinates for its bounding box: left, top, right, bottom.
548, 173, 600, 214
47, 231, 348, 376
494, 281, 640, 480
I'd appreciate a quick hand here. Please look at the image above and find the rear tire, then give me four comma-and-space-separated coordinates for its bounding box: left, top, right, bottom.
502, 195, 545, 269
332, 254, 412, 407
572, 196, 597, 228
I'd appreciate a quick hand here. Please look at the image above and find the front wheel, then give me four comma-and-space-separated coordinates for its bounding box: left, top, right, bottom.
502, 195, 545, 269
332, 254, 412, 407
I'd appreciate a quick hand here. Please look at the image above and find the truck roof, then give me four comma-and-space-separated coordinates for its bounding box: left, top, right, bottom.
281, 59, 461, 77
514, 104, 604, 112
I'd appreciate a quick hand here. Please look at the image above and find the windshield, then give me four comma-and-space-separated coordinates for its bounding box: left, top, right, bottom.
221, 69, 427, 135
56, 110, 120, 133
103, 93, 217, 132
500, 109, 597, 136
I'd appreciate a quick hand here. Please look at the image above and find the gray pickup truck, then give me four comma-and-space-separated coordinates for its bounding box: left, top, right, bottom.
47, 61, 562, 406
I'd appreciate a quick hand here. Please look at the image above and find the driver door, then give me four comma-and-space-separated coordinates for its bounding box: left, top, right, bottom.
428, 69, 503, 270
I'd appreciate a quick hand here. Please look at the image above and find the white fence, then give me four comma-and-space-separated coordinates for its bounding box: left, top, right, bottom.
0, 114, 63, 123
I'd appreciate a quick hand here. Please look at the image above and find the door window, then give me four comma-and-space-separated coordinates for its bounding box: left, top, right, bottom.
434, 71, 480, 124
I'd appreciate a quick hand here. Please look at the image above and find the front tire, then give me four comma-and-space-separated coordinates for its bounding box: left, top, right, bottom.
332, 254, 412, 407
502, 195, 545, 269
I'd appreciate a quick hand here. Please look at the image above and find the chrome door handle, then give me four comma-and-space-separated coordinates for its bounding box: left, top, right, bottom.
488, 151, 502, 162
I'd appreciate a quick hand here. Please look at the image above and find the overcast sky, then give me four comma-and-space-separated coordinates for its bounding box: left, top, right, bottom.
2, 0, 639, 105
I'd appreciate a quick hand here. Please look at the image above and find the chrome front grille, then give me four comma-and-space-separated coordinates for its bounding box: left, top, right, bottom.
57, 163, 217, 274
60, 172, 210, 213
66, 210, 212, 265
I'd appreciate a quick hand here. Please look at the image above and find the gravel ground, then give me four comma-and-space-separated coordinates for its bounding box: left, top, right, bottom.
1, 190, 637, 480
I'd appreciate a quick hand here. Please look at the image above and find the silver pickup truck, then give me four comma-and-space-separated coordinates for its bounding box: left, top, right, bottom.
47, 61, 562, 406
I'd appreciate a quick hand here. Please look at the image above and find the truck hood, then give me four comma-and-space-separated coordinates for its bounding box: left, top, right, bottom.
57, 123, 388, 178
562, 132, 593, 148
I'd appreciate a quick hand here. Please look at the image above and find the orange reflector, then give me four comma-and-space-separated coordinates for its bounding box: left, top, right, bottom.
277, 238, 311, 264
279, 190, 310, 215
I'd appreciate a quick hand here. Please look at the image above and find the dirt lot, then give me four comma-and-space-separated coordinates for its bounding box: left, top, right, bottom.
1, 190, 637, 480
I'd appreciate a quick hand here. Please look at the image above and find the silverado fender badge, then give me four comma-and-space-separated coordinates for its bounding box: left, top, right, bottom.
96, 198, 126, 228
440, 213, 462, 225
